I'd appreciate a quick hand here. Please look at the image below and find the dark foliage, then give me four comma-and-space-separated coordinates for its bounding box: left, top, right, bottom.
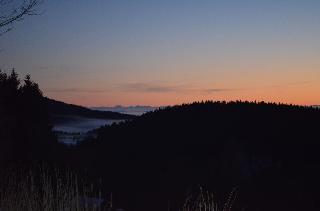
0, 69, 56, 161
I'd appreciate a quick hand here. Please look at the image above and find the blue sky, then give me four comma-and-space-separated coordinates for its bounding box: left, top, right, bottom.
1, 0, 320, 106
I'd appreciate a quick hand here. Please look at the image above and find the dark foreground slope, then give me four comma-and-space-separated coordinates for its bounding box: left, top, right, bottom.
73, 101, 320, 211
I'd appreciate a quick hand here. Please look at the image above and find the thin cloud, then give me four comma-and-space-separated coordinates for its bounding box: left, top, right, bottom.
35, 64, 90, 73
121, 83, 186, 93
202, 88, 238, 93
263, 81, 312, 89
47, 83, 243, 94
45, 88, 106, 93
120, 82, 239, 94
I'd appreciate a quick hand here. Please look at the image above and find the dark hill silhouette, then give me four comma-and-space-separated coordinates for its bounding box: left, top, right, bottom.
46, 98, 135, 124
2, 71, 320, 210
72, 101, 320, 211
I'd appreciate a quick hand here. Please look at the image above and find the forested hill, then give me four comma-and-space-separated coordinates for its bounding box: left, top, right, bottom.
88, 100, 319, 158
70, 101, 320, 210
93, 100, 320, 164
96, 100, 320, 149
45, 98, 135, 120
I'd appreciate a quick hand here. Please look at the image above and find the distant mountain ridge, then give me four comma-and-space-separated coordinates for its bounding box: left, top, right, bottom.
92, 105, 159, 115
45, 98, 135, 121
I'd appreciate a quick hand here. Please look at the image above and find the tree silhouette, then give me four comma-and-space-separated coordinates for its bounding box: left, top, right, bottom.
0, 69, 56, 161
0, 0, 41, 35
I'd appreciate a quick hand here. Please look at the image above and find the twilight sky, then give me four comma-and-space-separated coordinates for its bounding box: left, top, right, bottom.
1, 0, 320, 106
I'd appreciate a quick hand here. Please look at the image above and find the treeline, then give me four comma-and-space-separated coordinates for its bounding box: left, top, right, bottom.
0, 70, 56, 161
72, 100, 320, 210
88, 100, 320, 168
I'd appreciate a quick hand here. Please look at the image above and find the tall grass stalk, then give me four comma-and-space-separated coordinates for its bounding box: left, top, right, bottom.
181, 187, 237, 211
0, 164, 102, 211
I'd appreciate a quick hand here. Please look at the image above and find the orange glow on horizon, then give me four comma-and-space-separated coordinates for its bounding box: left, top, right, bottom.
45, 63, 320, 107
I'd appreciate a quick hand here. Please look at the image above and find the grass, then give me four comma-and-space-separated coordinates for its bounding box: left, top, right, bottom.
181, 187, 237, 211
0, 163, 103, 211
0, 164, 238, 211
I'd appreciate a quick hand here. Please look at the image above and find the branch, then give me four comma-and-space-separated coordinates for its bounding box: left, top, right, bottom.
0, 0, 41, 28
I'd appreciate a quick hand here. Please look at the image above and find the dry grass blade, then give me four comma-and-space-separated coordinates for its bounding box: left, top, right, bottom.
180, 187, 237, 211
0, 164, 102, 211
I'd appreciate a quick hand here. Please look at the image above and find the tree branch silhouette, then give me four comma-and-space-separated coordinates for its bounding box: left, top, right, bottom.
0, 0, 41, 34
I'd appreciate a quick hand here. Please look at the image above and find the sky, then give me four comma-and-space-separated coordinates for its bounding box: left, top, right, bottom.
1, 0, 320, 106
